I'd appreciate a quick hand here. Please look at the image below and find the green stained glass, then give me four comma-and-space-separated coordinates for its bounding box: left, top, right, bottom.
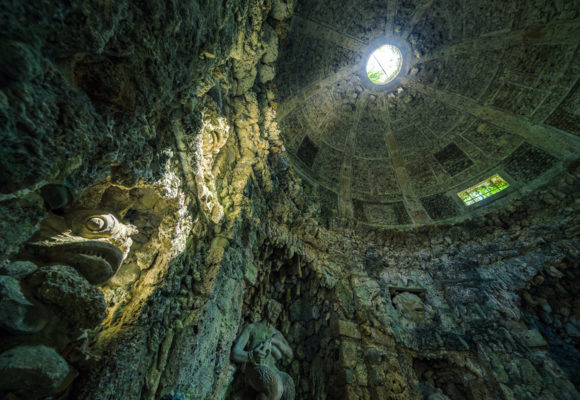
457, 174, 510, 206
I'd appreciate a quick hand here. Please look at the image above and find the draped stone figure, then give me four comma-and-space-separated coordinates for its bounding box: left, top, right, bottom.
231, 303, 295, 400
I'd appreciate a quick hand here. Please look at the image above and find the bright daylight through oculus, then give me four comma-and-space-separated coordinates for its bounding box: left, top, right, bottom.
366, 44, 403, 85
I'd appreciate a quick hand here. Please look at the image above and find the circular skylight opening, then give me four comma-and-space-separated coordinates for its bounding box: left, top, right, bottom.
366, 44, 402, 85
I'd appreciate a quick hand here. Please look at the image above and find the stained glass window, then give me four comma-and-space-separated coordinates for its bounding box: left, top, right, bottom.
458, 174, 509, 206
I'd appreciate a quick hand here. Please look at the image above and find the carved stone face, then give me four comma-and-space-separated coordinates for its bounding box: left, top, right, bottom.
428, 392, 451, 400
25, 209, 137, 285
266, 299, 282, 325
250, 309, 262, 323
392, 292, 425, 323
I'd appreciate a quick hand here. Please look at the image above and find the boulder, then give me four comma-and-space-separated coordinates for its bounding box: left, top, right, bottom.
519, 329, 548, 348
0, 345, 76, 399
30, 265, 107, 330
0, 260, 38, 279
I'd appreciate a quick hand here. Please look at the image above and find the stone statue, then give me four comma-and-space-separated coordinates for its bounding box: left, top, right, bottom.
232, 302, 295, 400
428, 390, 452, 400
22, 208, 137, 284
0, 185, 139, 399
392, 292, 426, 323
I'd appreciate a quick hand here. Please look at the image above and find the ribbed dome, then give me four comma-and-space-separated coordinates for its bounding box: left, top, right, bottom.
275, 0, 580, 227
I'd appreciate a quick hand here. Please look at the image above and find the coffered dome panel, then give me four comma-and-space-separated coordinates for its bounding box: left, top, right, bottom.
275, 0, 580, 227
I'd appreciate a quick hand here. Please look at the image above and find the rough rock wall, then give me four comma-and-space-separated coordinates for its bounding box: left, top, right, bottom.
0, 0, 285, 255
215, 165, 578, 400
262, 167, 579, 400
0, 0, 302, 399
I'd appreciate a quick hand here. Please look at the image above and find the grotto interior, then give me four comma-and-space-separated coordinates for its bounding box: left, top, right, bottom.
0, 0, 579, 399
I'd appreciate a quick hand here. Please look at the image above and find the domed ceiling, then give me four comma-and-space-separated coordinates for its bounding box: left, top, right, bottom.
274, 0, 580, 227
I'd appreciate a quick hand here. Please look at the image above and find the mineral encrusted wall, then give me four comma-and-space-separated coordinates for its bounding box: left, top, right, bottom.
223, 167, 579, 400
0, 0, 292, 256
0, 0, 302, 398
318, 171, 579, 400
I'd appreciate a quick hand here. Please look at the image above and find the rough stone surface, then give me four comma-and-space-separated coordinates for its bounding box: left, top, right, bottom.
31, 265, 107, 330
0, 260, 38, 280
0, 275, 46, 334
0, 345, 74, 398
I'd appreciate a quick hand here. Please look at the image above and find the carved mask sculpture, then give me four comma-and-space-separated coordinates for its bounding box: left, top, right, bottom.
24, 209, 137, 284
392, 292, 426, 323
